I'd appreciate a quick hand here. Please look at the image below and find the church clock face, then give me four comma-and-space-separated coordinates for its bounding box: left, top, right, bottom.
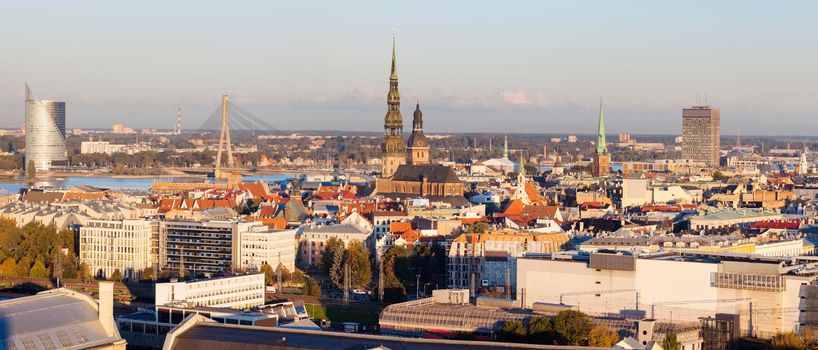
418, 141, 423, 146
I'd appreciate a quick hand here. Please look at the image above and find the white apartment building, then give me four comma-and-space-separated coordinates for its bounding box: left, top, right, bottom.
79, 219, 153, 279
236, 227, 297, 272
155, 273, 265, 310
516, 252, 818, 337
80, 141, 126, 155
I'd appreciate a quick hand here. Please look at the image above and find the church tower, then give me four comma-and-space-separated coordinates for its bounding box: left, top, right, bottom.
592, 99, 610, 177
406, 102, 430, 165
381, 32, 406, 178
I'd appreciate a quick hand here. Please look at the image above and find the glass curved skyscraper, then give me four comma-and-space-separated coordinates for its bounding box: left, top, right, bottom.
25, 83, 67, 173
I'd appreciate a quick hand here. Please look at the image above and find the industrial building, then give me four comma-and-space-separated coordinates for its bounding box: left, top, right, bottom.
516, 251, 818, 337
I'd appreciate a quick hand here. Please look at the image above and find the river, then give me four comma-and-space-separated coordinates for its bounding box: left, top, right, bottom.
0, 174, 295, 195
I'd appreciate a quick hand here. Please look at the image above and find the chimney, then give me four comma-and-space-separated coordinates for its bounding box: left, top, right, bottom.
98, 281, 116, 336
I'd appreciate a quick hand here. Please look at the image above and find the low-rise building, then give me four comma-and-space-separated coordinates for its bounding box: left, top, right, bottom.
516, 251, 818, 337
155, 273, 265, 310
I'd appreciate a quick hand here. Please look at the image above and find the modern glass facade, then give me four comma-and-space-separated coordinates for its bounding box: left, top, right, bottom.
25, 84, 67, 172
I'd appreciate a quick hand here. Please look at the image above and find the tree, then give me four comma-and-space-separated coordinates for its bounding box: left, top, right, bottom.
0, 258, 18, 277
470, 222, 489, 234
303, 277, 320, 297
78, 262, 92, 281
770, 331, 807, 350
16, 256, 32, 277
261, 263, 275, 286
344, 240, 372, 289
497, 320, 527, 343
275, 262, 291, 284
109, 269, 123, 282
139, 266, 155, 282
588, 324, 619, 347
290, 268, 305, 285
29, 260, 49, 278
553, 310, 592, 346
320, 237, 344, 274
527, 316, 554, 344
712, 170, 728, 182
662, 332, 682, 350
26, 160, 36, 179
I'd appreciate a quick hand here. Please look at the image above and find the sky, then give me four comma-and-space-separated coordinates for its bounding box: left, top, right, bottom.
1, 1, 817, 135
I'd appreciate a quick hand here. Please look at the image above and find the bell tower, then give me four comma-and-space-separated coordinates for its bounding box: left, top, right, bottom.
406, 102, 430, 165
381, 31, 406, 178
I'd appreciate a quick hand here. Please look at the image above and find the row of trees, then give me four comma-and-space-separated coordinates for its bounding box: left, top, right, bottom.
497, 310, 685, 349
0, 219, 85, 279
497, 310, 619, 347
320, 238, 372, 290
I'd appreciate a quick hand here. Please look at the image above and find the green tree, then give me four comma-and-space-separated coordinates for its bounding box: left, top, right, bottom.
553, 310, 592, 346
382, 245, 410, 302
770, 331, 807, 350
527, 316, 554, 344
26, 160, 36, 179
662, 332, 682, 350
497, 320, 527, 343
588, 324, 619, 347
261, 263, 275, 286
0, 258, 18, 277
712, 170, 728, 182
109, 269, 123, 282
29, 260, 49, 278
470, 222, 489, 233
303, 277, 320, 297
344, 240, 372, 289
320, 237, 344, 274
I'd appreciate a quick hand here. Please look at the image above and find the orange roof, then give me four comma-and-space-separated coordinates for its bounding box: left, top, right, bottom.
63, 192, 105, 201
524, 182, 545, 205
504, 199, 525, 215
390, 221, 412, 234
238, 182, 269, 198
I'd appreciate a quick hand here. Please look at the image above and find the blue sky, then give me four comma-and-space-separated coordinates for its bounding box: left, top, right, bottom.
1, 1, 817, 135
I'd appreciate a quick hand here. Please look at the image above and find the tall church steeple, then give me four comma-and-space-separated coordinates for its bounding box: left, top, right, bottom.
592, 98, 611, 177
596, 98, 607, 155
381, 30, 406, 177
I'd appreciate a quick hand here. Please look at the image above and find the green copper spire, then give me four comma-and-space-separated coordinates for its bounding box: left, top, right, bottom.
518, 151, 526, 177
596, 98, 607, 155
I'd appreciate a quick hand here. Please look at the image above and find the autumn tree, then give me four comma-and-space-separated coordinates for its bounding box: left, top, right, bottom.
290, 268, 305, 285
261, 263, 275, 286
275, 262, 291, 283
0, 258, 17, 277
29, 260, 49, 278
588, 324, 620, 347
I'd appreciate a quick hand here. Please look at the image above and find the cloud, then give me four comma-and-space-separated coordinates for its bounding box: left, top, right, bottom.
498, 89, 548, 108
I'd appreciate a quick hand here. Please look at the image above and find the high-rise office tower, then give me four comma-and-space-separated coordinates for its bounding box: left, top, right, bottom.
682, 105, 720, 166
25, 83, 67, 173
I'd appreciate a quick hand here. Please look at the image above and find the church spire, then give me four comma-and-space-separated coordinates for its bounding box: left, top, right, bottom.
390, 29, 398, 81
381, 30, 405, 178
596, 98, 607, 155
503, 134, 509, 159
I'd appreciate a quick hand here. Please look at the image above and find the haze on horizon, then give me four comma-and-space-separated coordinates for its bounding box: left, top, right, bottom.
1, 1, 817, 136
